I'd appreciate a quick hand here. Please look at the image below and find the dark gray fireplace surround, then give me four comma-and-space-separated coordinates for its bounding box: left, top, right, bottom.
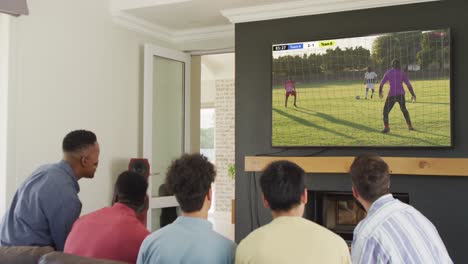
235, 0, 468, 262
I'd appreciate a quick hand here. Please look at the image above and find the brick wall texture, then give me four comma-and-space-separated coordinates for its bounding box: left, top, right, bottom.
214, 79, 235, 212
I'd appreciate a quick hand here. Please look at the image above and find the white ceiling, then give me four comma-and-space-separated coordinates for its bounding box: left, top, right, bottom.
125, 0, 290, 31
200, 53, 235, 106
110, 0, 440, 52
202, 53, 235, 80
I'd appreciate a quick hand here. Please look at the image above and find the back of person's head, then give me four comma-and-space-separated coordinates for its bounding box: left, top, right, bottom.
165, 153, 215, 213
350, 153, 390, 202
62, 130, 97, 153
391, 59, 401, 69
260, 160, 306, 211
115, 171, 148, 212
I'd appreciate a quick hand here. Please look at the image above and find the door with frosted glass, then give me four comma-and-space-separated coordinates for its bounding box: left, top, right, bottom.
143, 44, 190, 231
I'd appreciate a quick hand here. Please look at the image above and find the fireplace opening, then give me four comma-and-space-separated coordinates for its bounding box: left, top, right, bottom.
304, 191, 409, 242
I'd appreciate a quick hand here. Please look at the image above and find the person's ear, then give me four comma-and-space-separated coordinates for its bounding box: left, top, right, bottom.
137, 195, 149, 214
301, 188, 308, 205
112, 192, 119, 205
352, 185, 360, 199
80, 155, 87, 167
207, 188, 212, 202
261, 193, 270, 209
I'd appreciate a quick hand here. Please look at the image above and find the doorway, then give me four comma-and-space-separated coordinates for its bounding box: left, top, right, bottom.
200, 53, 235, 240
143, 44, 190, 231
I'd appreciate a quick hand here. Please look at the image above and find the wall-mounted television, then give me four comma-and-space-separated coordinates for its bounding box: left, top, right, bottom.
272, 28, 451, 147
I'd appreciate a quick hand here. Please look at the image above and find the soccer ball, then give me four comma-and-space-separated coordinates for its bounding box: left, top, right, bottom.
355, 95, 361, 100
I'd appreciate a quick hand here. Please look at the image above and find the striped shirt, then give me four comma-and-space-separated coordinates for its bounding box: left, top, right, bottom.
351, 194, 452, 264
365, 72, 378, 84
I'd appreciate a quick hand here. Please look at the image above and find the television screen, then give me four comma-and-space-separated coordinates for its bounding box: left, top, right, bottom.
272, 29, 451, 147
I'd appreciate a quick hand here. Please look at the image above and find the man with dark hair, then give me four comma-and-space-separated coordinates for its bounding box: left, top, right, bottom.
64, 171, 150, 263
236, 160, 350, 264
137, 153, 236, 264
0, 129, 99, 251
350, 153, 452, 263
379, 59, 416, 133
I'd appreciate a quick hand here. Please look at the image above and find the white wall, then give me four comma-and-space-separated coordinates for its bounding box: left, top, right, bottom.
6, 0, 174, 215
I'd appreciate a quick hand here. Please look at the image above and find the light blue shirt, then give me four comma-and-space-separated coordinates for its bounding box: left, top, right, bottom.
352, 194, 452, 264
137, 216, 236, 264
0, 160, 81, 251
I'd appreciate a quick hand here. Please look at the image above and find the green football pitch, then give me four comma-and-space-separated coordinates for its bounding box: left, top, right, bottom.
272, 79, 451, 147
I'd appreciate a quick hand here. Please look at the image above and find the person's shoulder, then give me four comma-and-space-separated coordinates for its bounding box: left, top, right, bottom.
299, 218, 345, 240
27, 162, 69, 192
73, 207, 108, 224
127, 217, 151, 237
28, 162, 57, 179
237, 228, 262, 260
140, 227, 162, 247
207, 229, 236, 248
357, 199, 404, 235
139, 231, 157, 253
41, 162, 74, 183
238, 222, 273, 248
400, 203, 434, 223
300, 221, 349, 252
81, 206, 108, 218
145, 222, 175, 242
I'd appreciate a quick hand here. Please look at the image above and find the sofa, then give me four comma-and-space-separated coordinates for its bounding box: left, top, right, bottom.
0, 246, 127, 264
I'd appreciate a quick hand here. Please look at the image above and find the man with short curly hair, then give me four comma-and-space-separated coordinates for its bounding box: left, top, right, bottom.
137, 153, 236, 264
0, 129, 99, 251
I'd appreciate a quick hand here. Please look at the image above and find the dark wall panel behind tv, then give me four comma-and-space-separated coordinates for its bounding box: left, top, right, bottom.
235, 0, 468, 262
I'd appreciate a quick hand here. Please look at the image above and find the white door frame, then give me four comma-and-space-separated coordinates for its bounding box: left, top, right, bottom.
0, 14, 11, 216
143, 43, 191, 230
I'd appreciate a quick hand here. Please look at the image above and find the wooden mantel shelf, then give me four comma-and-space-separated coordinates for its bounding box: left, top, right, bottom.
245, 156, 468, 176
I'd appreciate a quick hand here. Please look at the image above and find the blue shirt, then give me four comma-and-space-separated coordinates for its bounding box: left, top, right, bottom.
0, 160, 82, 251
137, 216, 236, 264
352, 194, 452, 264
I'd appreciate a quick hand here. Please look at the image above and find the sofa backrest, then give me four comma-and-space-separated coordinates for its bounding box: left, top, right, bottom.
39, 251, 128, 264
0, 246, 54, 264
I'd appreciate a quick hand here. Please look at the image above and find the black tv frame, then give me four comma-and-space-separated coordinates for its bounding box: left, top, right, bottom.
270, 27, 453, 149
